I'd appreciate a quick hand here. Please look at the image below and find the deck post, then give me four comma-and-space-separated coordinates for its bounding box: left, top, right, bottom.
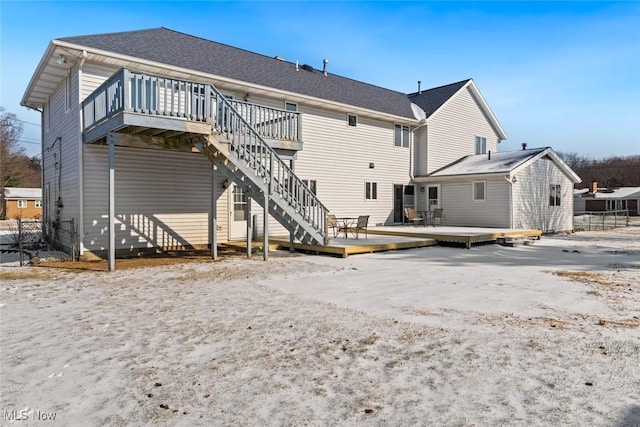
263, 193, 269, 261
246, 196, 252, 258
107, 132, 116, 272
210, 165, 218, 260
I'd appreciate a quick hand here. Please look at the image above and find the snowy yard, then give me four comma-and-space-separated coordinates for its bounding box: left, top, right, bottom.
1, 227, 639, 426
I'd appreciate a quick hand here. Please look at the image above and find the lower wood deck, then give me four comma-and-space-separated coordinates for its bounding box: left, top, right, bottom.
225, 226, 542, 258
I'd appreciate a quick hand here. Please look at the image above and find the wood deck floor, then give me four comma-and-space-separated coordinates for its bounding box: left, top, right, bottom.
225, 226, 542, 258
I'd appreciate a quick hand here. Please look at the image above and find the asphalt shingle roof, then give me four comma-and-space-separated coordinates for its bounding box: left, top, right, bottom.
407, 80, 471, 118
60, 28, 418, 118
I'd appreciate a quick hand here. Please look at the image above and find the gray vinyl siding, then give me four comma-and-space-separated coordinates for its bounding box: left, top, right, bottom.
427, 86, 501, 173
81, 63, 118, 100
82, 145, 227, 253
512, 157, 574, 232
440, 179, 511, 227
42, 65, 81, 227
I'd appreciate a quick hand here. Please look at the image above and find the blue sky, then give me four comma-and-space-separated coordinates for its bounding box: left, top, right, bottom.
1, 1, 639, 159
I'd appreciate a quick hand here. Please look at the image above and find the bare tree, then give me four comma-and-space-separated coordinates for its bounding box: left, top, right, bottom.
0, 107, 41, 188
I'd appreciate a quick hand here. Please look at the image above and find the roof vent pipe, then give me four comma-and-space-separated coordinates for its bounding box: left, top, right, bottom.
296, 60, 299, 71
522, 143, 527, 150
418, 80, 422, 94
322, 59, 329, 76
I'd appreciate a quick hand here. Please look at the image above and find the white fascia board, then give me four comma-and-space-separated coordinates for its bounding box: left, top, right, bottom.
510, 147, 582, 184
51, 40, 418, 125
21, 41, 57, 108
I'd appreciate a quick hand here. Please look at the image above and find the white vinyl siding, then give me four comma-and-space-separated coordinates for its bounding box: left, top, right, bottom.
512, 157, 574, 232
427, 86, 501, 173
82, 145, 226, 253
294, 104, 410, 226
440, 178, 510, 227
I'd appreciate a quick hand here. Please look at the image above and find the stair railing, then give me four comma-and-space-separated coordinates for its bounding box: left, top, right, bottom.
210, 85, 328, 237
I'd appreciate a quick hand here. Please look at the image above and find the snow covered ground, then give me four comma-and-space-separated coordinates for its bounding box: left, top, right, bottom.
1, 227, 638, 426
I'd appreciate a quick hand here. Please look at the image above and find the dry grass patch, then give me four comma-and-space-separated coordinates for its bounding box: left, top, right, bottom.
30, 254, 221, 272
551, 270, 629, 290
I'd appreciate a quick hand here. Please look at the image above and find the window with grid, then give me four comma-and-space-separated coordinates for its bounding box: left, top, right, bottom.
17, 200, 28, 208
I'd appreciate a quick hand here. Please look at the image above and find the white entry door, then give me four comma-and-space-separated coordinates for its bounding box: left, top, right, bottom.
229, 184, 247, 240
427, 184, 441, 210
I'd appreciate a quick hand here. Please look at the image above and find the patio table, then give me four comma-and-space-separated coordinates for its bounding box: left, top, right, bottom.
336, 217, 357, 239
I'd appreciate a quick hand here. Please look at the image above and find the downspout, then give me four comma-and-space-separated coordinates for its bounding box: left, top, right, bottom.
409, 118, 428, 181
77, 50, 87, 257
504, 174, 514, 228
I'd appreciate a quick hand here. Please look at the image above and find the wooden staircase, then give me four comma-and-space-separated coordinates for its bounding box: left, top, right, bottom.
199, 85, 328, 246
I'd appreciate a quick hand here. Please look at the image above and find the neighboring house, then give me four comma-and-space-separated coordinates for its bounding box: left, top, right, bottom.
21, 27, 580, 260
574, 183, 640, 215
1, 187, 43, 219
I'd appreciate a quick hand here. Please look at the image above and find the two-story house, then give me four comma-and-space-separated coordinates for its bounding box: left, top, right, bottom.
21, 28, 579, 261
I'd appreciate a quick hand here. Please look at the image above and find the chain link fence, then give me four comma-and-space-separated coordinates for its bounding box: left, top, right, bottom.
3, 219, 77, 266
573, 210, 630, 231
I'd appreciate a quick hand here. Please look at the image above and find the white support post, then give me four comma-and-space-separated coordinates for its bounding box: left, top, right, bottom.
210, 165, 218, 260
263, 193, 269, 261
107, 132, 116, 272
246, 196, 252, 258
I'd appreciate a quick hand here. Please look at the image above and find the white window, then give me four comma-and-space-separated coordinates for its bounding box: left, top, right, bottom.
17, 200, 28, 208
473, 181, 486, 201
365, 182, 377, 200
301, 179, 317, 207
35, 200, 42, 208
606, 200, 626, 211
549, 184, 561, 206
394, 124, 410, 147
65, 74, 71, 111
475, 136, 487, 154
347, 114, 357, 127
285, 102, 297, 112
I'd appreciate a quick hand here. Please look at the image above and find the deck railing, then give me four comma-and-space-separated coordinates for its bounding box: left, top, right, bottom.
82, 69, 301, 143
81, 68, 325, 240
